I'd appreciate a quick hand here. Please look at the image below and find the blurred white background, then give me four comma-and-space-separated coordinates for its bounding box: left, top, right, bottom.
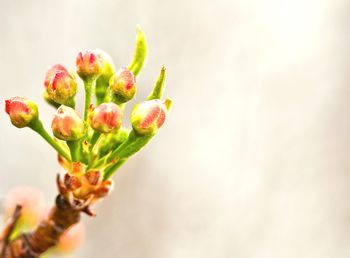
1, 0, 350, 257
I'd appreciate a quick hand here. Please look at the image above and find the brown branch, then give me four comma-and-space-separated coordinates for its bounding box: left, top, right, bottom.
0, 205, 22, 257
0, 172, 112, 258
0, 195, 81, 258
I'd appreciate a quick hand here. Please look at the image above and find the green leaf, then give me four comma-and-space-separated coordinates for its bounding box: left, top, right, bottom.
128, 25, 148, 77
103, 158, 127, 179
107, 130, 153, 163
147, 66, 166, 100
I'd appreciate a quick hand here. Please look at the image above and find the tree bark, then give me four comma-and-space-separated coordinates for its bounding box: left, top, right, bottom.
0, 195, 81, 258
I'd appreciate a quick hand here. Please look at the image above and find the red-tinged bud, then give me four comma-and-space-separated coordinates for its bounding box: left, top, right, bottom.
51, 105, 85, 141
131, 99, 167, 136
44, 64, 77, 105
76, 50, 103, 80
5, 97, 38, 128
90, 102, 123, 133
57, 222, 85, 253
4, 187, 45, 228
110, 67, 136, 103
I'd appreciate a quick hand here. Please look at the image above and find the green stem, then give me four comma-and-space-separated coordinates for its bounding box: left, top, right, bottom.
83, 79, 96, 121
89, 133, 104, 168
66, 98, 76, 109
103, 87, 112, 103
110, 94, 126, 110
103, 158, 127, 180
90, 132, 101, 146
29, 120, 71, 161
67, 140, 81, 162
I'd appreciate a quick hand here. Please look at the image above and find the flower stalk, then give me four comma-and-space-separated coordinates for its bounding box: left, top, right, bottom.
83, 78, 96, 121
29, 119, 71, 161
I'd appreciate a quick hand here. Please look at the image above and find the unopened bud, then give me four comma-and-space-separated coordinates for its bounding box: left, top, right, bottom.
90, 102, 123, 133
110, 68, 136, 103
5, 97, 38, 128
51, 105, 85, 141
76, 50, 103, 80
131, 99, 167, 136
44, 64, 77, 105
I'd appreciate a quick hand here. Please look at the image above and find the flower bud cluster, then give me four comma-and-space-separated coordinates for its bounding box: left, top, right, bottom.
5, 28, 171, 206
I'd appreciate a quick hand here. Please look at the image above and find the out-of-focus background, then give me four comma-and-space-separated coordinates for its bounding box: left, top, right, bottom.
1, 0, 350, 257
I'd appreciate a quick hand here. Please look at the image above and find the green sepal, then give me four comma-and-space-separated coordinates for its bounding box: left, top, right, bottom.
128, 25, 148, 77
147, 67, 166, 100
43, 91, 60, 109
110, 93, 130, 108
43, 91, 75, 109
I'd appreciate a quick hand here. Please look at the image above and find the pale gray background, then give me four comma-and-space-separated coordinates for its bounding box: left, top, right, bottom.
1, 0, 350, 257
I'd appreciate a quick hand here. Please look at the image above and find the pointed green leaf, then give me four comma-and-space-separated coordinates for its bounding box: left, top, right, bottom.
128, 25, 148, 77
147, 66, 166, 100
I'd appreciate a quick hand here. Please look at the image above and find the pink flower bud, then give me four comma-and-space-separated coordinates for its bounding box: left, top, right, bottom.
51, 105, 85, 141
131, 99, 167, 136
76, 50, 103, 79
110, 67, 136, 103
44, 64, 77, 105
89, 102, 123, 133
5, 97, 38, 128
